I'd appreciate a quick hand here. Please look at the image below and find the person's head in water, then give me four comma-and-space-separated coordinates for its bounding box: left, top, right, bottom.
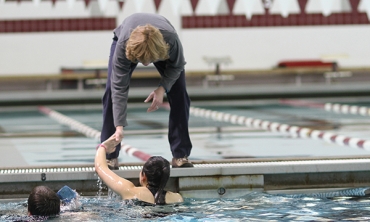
140, 156, 170, 205
28, 186, 60, 216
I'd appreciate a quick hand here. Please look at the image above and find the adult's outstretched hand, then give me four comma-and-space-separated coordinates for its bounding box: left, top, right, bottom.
144, 86, 165, 112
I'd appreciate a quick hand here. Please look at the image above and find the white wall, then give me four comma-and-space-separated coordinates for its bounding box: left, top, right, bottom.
0, 31, 112, 75
1, 24, 370, 75
181, 25, 370, 71
1, 0, 370, 76
0, 0, 117, 76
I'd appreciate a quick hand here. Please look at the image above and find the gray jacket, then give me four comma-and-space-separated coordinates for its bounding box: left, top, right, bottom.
111, 13, 186, 127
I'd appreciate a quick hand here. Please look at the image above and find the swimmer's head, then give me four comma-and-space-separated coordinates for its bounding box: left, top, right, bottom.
141, 156, 170, 205
28, 186, 60, 216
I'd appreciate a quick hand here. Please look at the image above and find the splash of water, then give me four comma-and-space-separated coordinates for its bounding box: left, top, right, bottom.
96, 175, 105, 199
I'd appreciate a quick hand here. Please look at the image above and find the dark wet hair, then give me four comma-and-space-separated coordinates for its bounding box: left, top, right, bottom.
28, 186, 60, 216
142, 156, 170, 205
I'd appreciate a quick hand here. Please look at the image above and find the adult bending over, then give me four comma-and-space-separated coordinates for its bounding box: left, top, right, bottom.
100, 13, 193, 169
95, 135, 184, 205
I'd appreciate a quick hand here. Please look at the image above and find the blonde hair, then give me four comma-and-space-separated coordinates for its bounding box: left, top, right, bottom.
126, 24, 169, 64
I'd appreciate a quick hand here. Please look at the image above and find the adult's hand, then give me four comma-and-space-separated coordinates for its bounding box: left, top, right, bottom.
102, 134, 121, 154
114, 126, 124, 143
144, 86, 165, 112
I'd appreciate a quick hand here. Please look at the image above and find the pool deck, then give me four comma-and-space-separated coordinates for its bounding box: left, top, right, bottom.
1, 81, 370, 105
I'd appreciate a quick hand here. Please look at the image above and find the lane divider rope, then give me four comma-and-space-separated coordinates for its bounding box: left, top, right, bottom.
280, 99, 370, 116
325, 103, 370, 116
180, 104, 370, 151
38, 106, 151, 161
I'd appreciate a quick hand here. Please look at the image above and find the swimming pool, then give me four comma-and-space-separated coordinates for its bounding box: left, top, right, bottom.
1, 188, 370, 221
2, 98, 370, 220
2, 98, 370, 167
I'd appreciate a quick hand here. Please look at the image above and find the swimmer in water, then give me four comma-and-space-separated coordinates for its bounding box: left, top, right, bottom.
28, 186, 60, 217
27, 185, 80, 218
95, 135, 183, 205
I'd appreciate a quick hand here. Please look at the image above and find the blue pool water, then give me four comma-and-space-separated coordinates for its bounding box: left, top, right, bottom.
2, 100, 370, 221
2, 100, 370, 168
1, 189, 370, 221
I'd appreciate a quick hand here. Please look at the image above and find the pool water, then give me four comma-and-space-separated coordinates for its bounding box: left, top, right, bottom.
2, 99, 370, 221
3, 100, 370, 168
1, 189, 370, 221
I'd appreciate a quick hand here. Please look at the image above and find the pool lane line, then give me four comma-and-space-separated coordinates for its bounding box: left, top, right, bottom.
160, 103, 370, 151
280, 99, 370, 116
38, 106, 101, 139
38, 106, 152, 162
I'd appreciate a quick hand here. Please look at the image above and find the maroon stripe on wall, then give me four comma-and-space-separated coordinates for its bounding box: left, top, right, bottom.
0, 17, 116, 33
182, 13, 370, 29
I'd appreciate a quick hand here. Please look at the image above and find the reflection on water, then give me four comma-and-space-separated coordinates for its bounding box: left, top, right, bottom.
2, 190, 370, 222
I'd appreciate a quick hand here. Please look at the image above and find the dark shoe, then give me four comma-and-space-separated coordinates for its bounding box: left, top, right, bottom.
172, 156, 194, 168
107, 158, 119, 170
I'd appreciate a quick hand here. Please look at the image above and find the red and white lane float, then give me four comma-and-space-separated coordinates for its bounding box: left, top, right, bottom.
38, 106, 152, 161
324, 103, 370, 116
188, 106, 370, 151
280, 99, 370, 116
